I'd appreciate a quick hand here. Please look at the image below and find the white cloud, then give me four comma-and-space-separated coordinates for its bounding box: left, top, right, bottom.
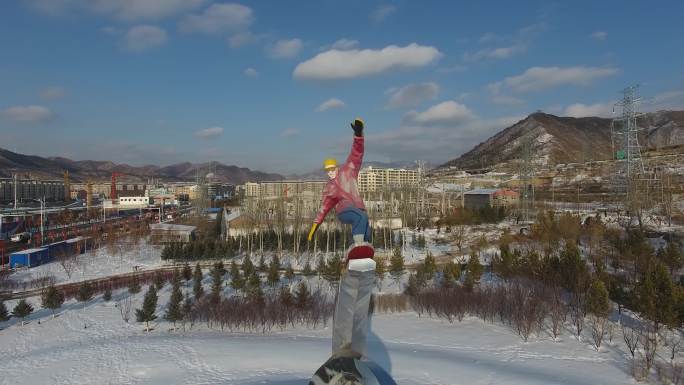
316, 98, 346, 112
26, 0, 206, 21
385, 82, 439, 109
294, 43, 441, 80
280, 128, 300, 137
478, 32, 499, 44
404, 101, 475, 126
651, 90, 684, 110
267, 38, 303, 59
365, 115, 523, 164
591, 31, 608, 41
465, 22, 547, 62
464, 43, 526, 61
244, 67, 259, 77
327, 38, 360, 51
491, 66, 619, 93
563, 102, 614, 118
194, 126, 224, 139
491, 94, 526, 106
123, 25, 167, 52
1, 105, 54, 123
39, 86, 67, 100
228, 31, 258, 48
179, 3, 253, 34
370, 5, 396, 23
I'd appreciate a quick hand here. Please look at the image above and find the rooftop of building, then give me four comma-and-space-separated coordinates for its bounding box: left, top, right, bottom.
464, 188, 500, 195
149, 223, 196, 232
10, 247, 47, 255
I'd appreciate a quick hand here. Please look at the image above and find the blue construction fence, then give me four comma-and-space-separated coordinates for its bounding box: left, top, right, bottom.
9, 237, 91, 269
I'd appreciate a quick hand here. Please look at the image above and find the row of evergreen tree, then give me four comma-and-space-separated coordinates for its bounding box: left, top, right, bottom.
160, 227, 420, 261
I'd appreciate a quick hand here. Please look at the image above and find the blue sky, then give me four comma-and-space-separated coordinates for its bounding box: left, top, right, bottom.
1, 0, 683, 174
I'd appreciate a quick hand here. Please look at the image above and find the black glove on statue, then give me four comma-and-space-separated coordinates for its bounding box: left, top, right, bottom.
351, 118, 364, 137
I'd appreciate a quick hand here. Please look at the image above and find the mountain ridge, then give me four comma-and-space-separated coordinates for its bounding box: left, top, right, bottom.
439, 110, 684, 171
0, 148, 283, 184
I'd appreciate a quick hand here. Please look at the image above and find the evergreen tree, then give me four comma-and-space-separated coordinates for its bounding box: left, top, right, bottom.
375, 257, 387, 284
182, 291, 193, 324
230, 267, 245, 292
214, 208, 223, 238
284, 264, 295, 282
463, 270, 475, 291
12, 299, 33, 325
258, 255, 267, 272
446, 260, 462, 281
77, 281, 94, 302
136, 285, 158, 331
323, 254, 342, 285
230, 260, 240, 280
422, 252, 437, 279
390, 247, 405, 282
161, 244, 171, 260
664, 241, 683, 277
267, 260, 281, 287
587, 279, 610, 318
467, 254, 484, 284
0, 301, 9, 322
41, 285, 65, 317
494, 242, 516, 279
210, 262, 224, 302
242, 255, 254, 277
295, 281, 311, 309
440, 264, 455, 289
153, 271, 165, 291
128, 276, 141, 294
247, 270, 261, 293
165, 273, 184, 327
193, 263, 204, 300
302, 261, 314, 277
637, 262, 677, 332
414, 265, 428, 288
182, 263, 192, 282
103, 285, 112, 301
405, 273, 420, 296
279, 285, 294, 307
559, 243, 589, 293
249, 284, 265, 305
316, 255, 326, 278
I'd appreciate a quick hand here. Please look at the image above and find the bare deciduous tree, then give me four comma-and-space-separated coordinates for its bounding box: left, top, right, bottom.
116, 297, 132, 323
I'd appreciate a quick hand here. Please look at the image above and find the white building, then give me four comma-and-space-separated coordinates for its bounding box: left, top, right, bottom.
358, 166, 419, 192
118, 196, 151, 207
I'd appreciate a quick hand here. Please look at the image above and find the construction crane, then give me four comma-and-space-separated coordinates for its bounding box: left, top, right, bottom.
86, 180, 93, 212
111, 172, 124, 200
63, 170, 70, 202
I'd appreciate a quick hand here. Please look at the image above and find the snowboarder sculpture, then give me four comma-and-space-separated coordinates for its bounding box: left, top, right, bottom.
308, 119, 395, 385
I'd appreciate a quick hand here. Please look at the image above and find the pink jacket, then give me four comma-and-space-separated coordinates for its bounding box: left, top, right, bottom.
314, 136, 365, 224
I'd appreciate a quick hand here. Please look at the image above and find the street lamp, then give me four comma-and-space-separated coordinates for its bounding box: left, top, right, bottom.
31, 197, 45, 246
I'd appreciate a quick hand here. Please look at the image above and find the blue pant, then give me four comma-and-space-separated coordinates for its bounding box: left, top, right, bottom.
337, 207, 371, 242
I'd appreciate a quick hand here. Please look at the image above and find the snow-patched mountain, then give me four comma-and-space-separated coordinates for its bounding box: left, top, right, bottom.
0, 148, 283, 184
439, 110, 684, 170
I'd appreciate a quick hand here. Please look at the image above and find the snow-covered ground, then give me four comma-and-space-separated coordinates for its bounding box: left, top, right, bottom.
9, 241, 164, 288
0, 290, 635, 385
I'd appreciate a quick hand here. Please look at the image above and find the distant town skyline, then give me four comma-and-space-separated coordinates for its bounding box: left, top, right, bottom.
1, 0, 683, 174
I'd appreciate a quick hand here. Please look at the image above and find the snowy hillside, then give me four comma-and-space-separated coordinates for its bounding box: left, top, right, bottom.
0, 289, 635, 385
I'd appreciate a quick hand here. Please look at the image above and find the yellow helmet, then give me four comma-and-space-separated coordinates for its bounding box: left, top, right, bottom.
323, 158, 338, 170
